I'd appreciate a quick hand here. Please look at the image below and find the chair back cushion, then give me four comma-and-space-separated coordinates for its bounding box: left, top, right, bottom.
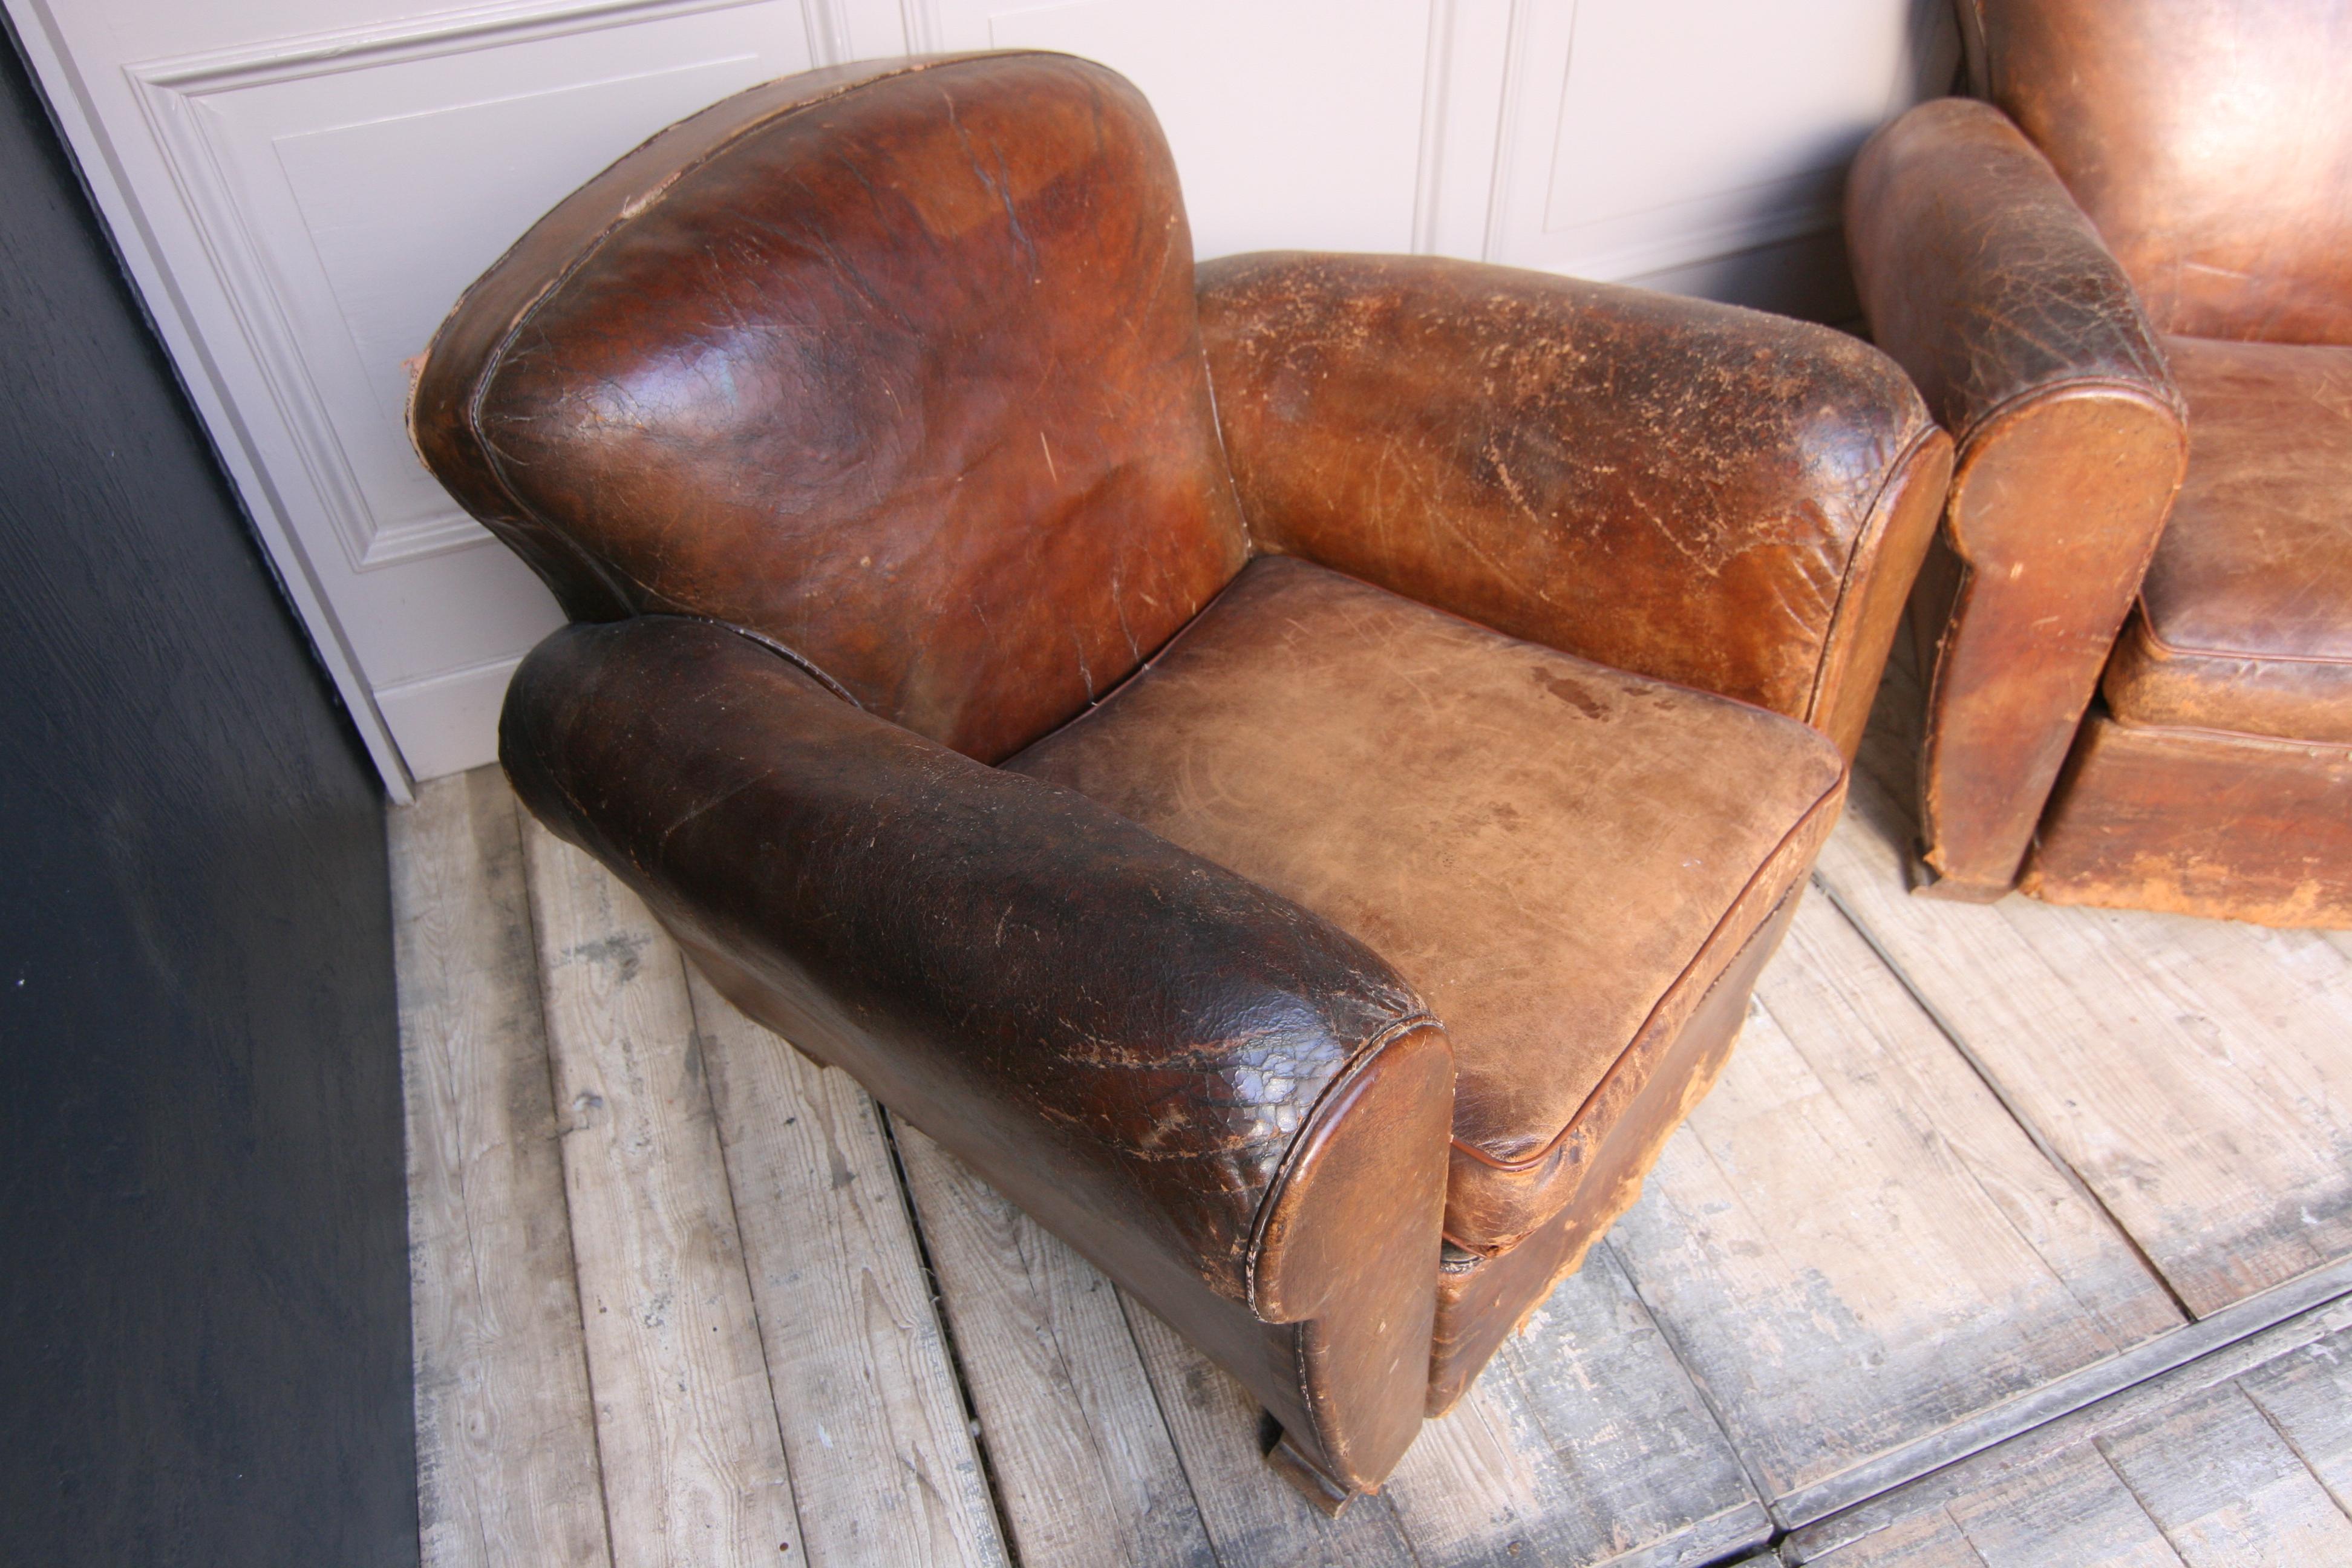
1964, 0, 2352, 344
413, 53, 1247, 760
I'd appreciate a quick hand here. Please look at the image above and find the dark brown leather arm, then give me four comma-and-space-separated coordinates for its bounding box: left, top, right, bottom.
500, 613, 1454, 1491
1197, 251, 1950, 760
1847, 97, 2187, 897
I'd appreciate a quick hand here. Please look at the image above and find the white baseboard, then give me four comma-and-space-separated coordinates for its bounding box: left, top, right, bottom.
374, 655, 520, 781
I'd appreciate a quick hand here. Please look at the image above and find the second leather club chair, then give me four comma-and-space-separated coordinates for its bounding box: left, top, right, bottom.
411, 52, 1948, 1506
1848, 0, 2352, 926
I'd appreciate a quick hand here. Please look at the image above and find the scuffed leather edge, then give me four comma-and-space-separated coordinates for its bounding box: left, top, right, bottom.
1441, 757, 1847, 1191
405, 51, 1074, 620
1847, 96, 2183, 449
1241, 1011, 1440, 1316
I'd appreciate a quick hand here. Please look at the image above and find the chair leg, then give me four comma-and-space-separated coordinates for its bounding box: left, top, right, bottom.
1266, 1425, 1359, 1517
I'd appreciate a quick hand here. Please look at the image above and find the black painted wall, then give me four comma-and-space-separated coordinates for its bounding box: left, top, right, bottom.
0, 33, 416, 1568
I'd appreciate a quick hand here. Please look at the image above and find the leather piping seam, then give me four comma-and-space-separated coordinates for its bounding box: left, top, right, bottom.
1434, 884, 1795, 1259
687, 616, 866, 708
455, 53, 1056, 596
1443, 768, 1843, 1176
1951, 374, 2186, 466
1240, 1011, 1440, 1319
2123, 611, 2352, 670
1802, 418, 1947, 729
2097, 710, 2352, 754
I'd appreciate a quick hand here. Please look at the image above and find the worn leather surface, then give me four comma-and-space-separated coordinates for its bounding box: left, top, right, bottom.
414, 51, 1944, 1484
1849, 94, 2187, 898
1847, 97, 2178, 448
1011, 557, 1846, 1252
1962, 0, 2352, 345
1426, 890, 1795, 1416
413, 53, 1247, 763
2025, 712, 2352, 929
2102, 336, 2352, 745
502, 613, 1439, 1303
1197, 252, 1948, 759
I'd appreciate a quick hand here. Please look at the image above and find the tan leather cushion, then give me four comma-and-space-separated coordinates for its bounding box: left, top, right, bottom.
1009, 557, 1845, 1252
2103, 338, 2352, 745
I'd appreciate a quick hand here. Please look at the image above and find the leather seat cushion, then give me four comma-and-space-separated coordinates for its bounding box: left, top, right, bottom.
2103, 337, 2352, 745
1008, 556, 1845, 1252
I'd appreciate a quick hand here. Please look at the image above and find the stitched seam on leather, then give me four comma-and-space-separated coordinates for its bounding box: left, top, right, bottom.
1240, 1011, 1439, 1319
1952, 376, 2186, 462
688, 616, 866, 707
1437, 886, 1791, 1257
2126, 613, 2352, 669
1194, 302, 1258, 557
1803, 418, 1946, 728
1016, 555, 1266, 748
1437, 887, 1795, 1261
1444, 768, 1843, 1174
459, 54, 1045, 595
2099, 712, 2352, 753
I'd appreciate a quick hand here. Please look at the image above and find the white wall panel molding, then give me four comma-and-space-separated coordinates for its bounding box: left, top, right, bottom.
1485, 0, 1956, 284
122, 0, 820, 573
15, 0, 1948, 786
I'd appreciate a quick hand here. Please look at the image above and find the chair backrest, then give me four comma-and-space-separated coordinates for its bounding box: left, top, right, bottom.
1963, 0, 2352, 344
412, 53, 1248, 762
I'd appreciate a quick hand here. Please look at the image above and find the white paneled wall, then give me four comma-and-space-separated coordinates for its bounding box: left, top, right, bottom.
9, 0, 1955, 791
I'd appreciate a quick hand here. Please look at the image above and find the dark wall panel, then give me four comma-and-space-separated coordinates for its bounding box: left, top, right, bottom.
0, 32, 414, 1568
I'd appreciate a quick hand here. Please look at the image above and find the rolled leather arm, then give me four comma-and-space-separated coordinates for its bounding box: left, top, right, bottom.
1847, 98, 2187, 896
1197, 251, 1950, 760
501, 613, 1455, 1492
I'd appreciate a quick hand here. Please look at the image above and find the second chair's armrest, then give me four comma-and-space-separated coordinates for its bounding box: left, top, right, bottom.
1847, 97, 2187, 897
1197, 251, 1950, 760
500, 613, 1454, 1495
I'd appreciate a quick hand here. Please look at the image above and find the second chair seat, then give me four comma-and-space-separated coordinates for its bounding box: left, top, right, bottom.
2100, 336, 2352, 745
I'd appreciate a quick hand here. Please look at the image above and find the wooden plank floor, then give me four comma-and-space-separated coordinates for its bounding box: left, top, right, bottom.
391, 671, 2352, 1566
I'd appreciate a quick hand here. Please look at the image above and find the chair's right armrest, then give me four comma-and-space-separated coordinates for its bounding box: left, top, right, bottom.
1847, 97, 2188, 898
500, 613, 1454, 1498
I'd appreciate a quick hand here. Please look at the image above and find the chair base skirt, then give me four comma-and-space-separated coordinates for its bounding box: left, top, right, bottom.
2022, 713, 2352, 928
1423, 891, 1800, 1416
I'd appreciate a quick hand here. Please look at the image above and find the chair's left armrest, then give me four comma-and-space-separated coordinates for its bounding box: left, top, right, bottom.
1197, 252, 1950, 759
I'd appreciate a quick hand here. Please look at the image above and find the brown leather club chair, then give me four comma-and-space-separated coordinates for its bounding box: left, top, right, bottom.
411, 52, 1949, 1506
1847, 0, 2352, 925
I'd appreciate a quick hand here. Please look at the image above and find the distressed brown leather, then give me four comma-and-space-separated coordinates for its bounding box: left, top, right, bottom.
2024, 714, 2352, 927
501, 612, 1455, 1490
414, 52, 1943, 1503
2102, 337, 2352, 745
413, 53, 1246, 763
1851, 2, 2352, 925
1197, 253, 1950, 760
1848, 96, 2186, 898
1011, 558, 1846, 1256
1961, 0, 2352, 345
1428, 890, 1797, 1416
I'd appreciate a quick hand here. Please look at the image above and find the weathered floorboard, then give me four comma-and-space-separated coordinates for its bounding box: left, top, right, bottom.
1808, 1442, 2187, 1567
1118, 1295, 1420, 1568
892, 1125, 1217, 1568
520, 818, 805, 1566
1816, 765, 2352, 1316
394, 773, 613, 1568
1837, 655, 2352, 1319
688, 973, 1010, 1568
1788, 1299, 2352, 1565
1612, 886, 2183, 1508
2095, 1378, 2352, 1565
1383, 1244, 1769, 1568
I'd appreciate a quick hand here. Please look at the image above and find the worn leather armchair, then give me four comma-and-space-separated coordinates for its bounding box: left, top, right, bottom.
412, 53, 1948, 1504
1848, 0, 2352, 924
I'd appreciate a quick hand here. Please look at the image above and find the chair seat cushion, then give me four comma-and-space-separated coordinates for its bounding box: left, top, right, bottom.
2103, 338, 2352, 745
1008, 556, 1844, 1252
